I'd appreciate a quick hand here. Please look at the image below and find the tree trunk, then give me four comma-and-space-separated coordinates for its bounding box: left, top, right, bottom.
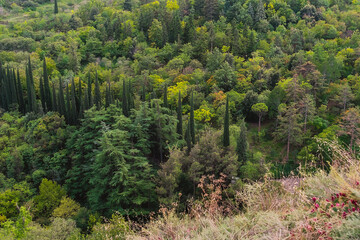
304, 108, 308, 132
286, 131, 290, 162
258, 116, 261, 133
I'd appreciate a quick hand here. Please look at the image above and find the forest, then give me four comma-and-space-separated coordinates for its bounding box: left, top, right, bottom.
1, 0, 360, 239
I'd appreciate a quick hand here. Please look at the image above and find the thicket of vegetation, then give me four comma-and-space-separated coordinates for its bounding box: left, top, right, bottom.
1, 0, 360, 238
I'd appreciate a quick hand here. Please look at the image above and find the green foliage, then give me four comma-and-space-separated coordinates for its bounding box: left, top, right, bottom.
1, 206, 32, 239
52, 196, 80, 219
33, 178, 66, 221
1, 0, 360, 234
223, 96, 230, 147
88, 117, 157, 216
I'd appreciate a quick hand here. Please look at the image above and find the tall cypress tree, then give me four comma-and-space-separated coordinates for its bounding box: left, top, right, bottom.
58, 77, 66, 117
43, 58, 52, 111
25, 66, 31, 112
185, 117, 192, 155
237, 121, 248, 166
54, 0, 59, 14
1, 67, 10, 110
39, 76, 46, 111
223, 96, 230, 147
122, 80, 129, 116
87, 72, 92, 107
105, 82, 111, 108
83, 87, 89, 111
0, 65, 7, 110
163, 84, 168, 108
26, 59, 37, 113
66, 84, 71, 123
16, 69, 25, 114
5, 68, 11, 106
71, 78, 78, 124
77, 78, 82, 116
10, 69, 18, 105
176, 91, 183, 138
94, 71, 101, 109
190, 91, 195, 144
52, 83, 58, 113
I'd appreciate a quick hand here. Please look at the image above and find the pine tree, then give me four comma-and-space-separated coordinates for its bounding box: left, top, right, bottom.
274, 104, 303, 161
58, 77, 66, 117
54, 0, 59, 14
223, 96, 230, 147
94, 71, 101, 109
190, 91, 195, 144
43, 58, 52, 111
236, 121, 247, 166
163, 84, 168, 108
176, 91, 183, 138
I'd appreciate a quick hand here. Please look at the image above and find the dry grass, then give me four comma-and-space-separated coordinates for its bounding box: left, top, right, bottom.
123, 141, 360, 240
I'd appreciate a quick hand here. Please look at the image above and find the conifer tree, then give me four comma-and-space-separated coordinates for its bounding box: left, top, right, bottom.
83, 88, 89, 111
141, 84, 146, 102
163, 84, 168, 108
186, 117, 192, 155
94, 71, 101, 109
66, 84, 71, 123
9, 69, 17, 105
105, 82, 111, 108
87, 72, 92, 107
128, 80, 134, 110
58, 77, 66, 117
25, 67, 31, 112
39, 76, 46, 111
223, 96, 230, 147
71, 78, 78, 124
54, 0, 59, 14
122, 80, 129, 116
176, 91, 183, 138
26, 59, 37, 113
0, 66, 8, 110
123, 0, 132, 11
190, 91, 195, 144
16, 69, 25, 114
52, 83, 57, 112
77, 78, 82, 117
43, 58, 52, 111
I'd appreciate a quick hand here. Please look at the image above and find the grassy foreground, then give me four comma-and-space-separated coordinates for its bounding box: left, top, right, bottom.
121, 143, 360, 240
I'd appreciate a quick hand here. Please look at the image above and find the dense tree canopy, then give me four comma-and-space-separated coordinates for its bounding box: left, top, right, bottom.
1, 0, 360, 237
